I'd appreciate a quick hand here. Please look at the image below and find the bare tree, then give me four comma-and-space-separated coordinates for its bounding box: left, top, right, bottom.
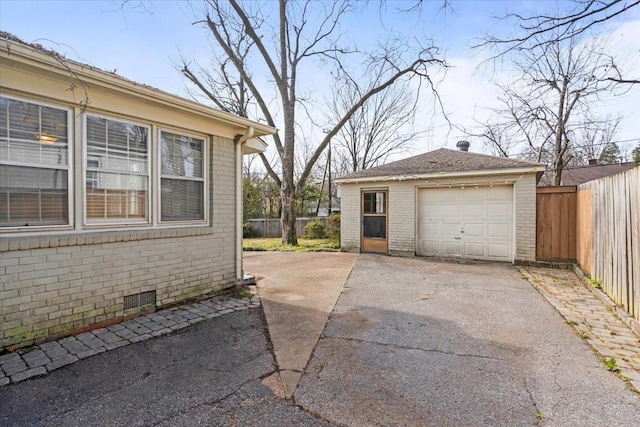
182, 0, 446, 244
474, 32, 622, 184
329, 71, 420, 173
459, 118, 521, 158
476, 0, 640, 84
570, 115, 621, 164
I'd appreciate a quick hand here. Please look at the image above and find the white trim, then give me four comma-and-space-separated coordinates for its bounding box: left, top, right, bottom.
82, 113, 152, 226
157, 127, 209, 225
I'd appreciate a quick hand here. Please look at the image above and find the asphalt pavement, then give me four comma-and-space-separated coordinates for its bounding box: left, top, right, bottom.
0, 309, 334, 427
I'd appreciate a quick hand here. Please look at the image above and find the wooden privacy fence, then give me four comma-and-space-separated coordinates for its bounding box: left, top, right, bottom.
245, 217, 327, 238
536, 186, 577, 261
577, 166, 639, 321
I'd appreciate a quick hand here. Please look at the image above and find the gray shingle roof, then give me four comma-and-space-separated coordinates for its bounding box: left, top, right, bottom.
560, 163, 636, 186
336, 148, 543, 180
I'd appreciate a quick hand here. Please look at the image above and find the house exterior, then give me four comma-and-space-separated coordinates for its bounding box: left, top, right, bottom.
336, 148, 544, 263
0, 34, 277, 351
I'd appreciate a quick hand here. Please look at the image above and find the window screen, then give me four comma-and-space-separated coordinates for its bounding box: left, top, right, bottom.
363, 216, 386, 238
86, 115, 149, 222
160, 131, 205, 221
0, 96, 70, 227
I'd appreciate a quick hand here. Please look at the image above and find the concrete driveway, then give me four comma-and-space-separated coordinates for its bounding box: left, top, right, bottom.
292, 254, 640, 426
243, 251, 358, 398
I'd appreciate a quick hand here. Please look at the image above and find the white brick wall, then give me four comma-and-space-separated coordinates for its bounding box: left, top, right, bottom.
387, 182, 416, 256
338, 172, 538, 262
514, 174, 537, 261
340, 185, 361, 252
0, 136, 239, 351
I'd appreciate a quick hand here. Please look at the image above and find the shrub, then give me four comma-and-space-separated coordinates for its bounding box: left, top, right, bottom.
304, 219, 326, 239
326, 213, 340, 240
243, 222, 259, 238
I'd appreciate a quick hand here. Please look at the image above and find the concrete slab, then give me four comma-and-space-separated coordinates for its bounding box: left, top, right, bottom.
295, 254, 640, 426
244, 251, 358, 398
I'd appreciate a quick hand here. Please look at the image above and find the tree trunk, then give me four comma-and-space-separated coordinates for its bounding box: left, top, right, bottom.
281, 96, 298, 244
281, 188, 297, 245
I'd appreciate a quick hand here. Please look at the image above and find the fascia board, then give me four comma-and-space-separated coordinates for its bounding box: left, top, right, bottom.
334, 166, 545, 184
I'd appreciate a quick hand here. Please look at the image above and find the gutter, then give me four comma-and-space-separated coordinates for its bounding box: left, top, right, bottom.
235, 127, 254, 283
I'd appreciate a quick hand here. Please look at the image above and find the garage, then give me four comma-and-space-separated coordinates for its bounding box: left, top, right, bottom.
336, 147, 544, 263
417, 185, 513, 261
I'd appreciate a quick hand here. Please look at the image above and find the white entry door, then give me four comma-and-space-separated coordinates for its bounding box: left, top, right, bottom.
417, 185, 514, 261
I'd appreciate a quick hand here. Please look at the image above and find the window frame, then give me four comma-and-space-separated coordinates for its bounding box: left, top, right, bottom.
82, 113, 152, 227
0, 94, 74, 231
157, 128, 208, 225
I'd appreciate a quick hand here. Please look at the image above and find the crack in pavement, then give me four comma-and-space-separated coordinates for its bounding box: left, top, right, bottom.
523, 375, 542, 426
324, 335, 506, 361
149, 371, 274, 426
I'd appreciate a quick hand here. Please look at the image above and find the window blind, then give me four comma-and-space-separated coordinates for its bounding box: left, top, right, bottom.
0, 97, 69, 227
160, 131, 205, 221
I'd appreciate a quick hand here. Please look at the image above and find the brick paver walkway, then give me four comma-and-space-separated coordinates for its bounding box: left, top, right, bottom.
519, 266, 640, 392
0, 295, 260, 387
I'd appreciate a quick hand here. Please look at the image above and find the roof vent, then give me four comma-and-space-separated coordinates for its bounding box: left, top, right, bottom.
456, 140, 470, 152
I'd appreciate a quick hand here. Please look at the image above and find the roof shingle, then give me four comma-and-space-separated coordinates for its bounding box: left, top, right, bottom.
336, 148, 543, 180
558, 163, 637, 186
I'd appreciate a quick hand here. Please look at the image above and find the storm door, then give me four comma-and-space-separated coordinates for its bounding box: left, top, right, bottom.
361, 191, 388, 254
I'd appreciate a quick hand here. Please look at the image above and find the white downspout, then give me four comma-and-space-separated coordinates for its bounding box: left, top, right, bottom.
235, 126, 254, 284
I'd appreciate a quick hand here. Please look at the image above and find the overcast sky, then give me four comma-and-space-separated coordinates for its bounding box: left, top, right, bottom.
2, 0, 639, 161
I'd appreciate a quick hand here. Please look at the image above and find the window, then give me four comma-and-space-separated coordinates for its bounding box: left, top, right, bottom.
85, 115, 149, 223
363, 192, 385, 214
0, 96, 70, 228
160, 130, 205, 222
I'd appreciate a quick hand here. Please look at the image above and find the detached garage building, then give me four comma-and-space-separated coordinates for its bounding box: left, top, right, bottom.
336, 148, 544, 263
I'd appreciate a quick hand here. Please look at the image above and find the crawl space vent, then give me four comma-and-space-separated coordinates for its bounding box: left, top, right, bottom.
124, 290, 156, 311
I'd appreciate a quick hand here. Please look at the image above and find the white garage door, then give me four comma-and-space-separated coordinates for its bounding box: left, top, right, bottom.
417, 185, 514, 261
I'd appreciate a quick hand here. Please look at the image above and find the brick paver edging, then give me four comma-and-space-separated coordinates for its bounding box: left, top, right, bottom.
0, 295, 261, 387
518, 266, 640, 393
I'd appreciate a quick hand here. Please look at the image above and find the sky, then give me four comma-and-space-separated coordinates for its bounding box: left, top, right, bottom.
2, 0, 639, 166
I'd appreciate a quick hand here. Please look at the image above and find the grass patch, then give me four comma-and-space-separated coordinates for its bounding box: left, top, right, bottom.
604, 358, 620, 372
243, 237, 341, 252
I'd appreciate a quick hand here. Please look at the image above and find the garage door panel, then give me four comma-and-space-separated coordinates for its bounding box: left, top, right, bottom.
441, 222, 462, 237
441, 242, 462, 256
488, 244, 511, 259
421, 222, 441, 236
488, 202, 511, 218
464, 243, 485, 257
421, 204, 441, 218
488, 223, 511, 239
418, 186, 513, 261
441, 204, 461, 218
421, 241, 442, 255
463, 203, 484, 217
464, 189, 487, 202
463, 223, 485, 237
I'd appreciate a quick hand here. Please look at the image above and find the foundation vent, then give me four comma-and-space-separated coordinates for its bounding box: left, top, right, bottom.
124, 290, 156, 311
